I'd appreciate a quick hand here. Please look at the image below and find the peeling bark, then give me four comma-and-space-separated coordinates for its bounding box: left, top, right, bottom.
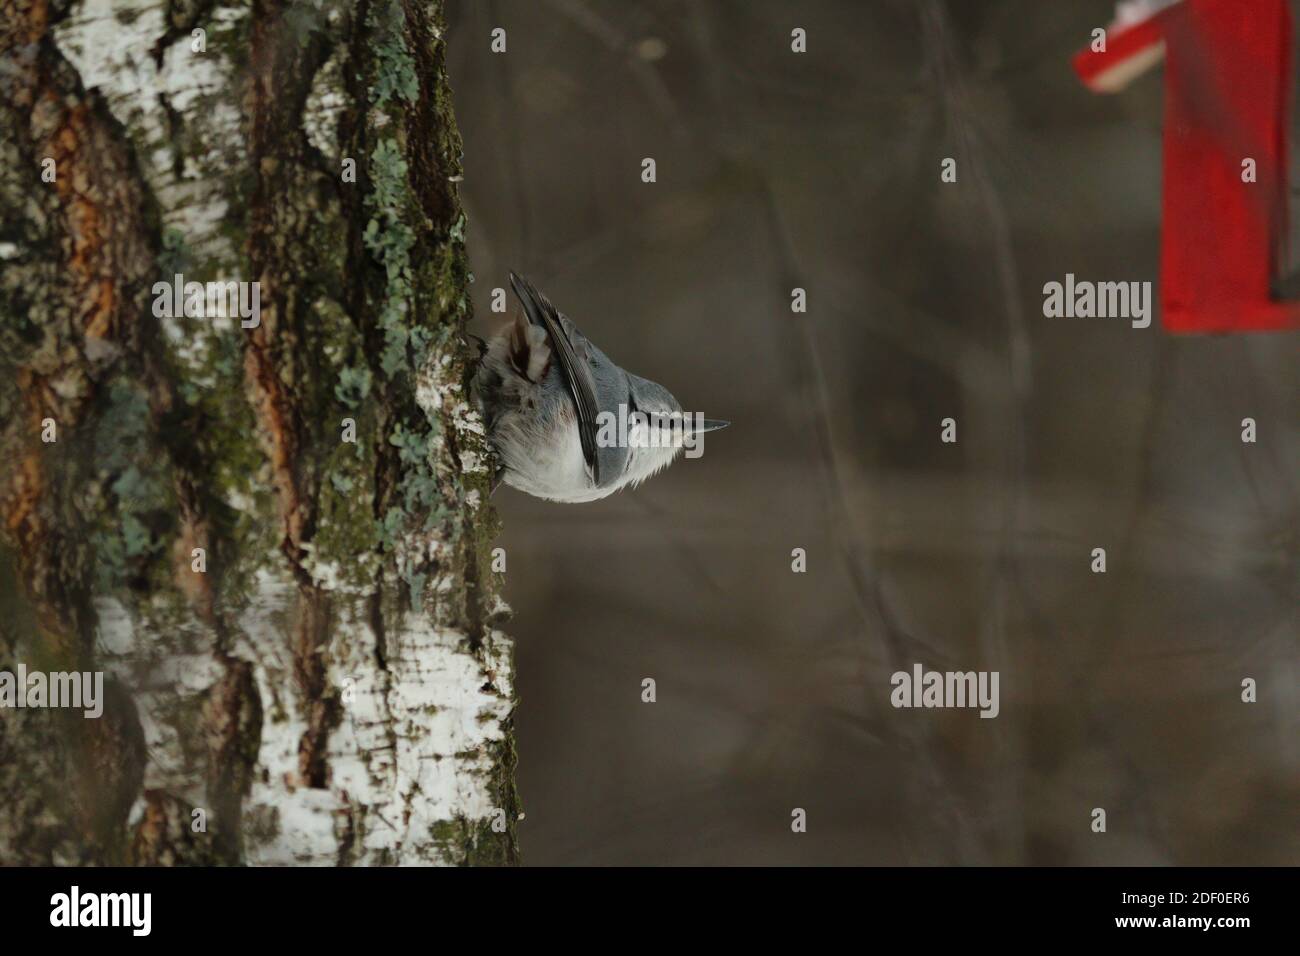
0, 0, 515, 865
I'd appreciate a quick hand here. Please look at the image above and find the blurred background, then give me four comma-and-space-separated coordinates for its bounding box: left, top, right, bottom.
447, 0, 1298, 864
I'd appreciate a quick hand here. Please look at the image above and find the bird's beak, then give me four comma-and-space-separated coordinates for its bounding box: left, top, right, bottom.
695, 419, 730, 433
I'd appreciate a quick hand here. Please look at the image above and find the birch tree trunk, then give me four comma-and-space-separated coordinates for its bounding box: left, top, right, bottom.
0, 0, 517, 865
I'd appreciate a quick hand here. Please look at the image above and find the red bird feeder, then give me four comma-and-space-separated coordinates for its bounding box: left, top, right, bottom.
1074, 0, 1299, 333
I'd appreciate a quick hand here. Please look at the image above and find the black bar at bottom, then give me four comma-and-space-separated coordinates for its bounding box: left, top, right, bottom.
0, 866, 1283, 942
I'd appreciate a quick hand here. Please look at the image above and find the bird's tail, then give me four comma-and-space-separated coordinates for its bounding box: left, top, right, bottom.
509, 271, 560, 330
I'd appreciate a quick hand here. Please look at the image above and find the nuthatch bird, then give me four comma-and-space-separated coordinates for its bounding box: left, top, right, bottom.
472, 272, 728, 502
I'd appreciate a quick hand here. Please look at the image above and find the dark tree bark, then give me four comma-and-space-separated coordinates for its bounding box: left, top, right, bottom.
0, 0, 516, 865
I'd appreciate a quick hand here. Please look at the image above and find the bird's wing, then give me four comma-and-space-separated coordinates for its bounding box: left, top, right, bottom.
509, 272, 601, 485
